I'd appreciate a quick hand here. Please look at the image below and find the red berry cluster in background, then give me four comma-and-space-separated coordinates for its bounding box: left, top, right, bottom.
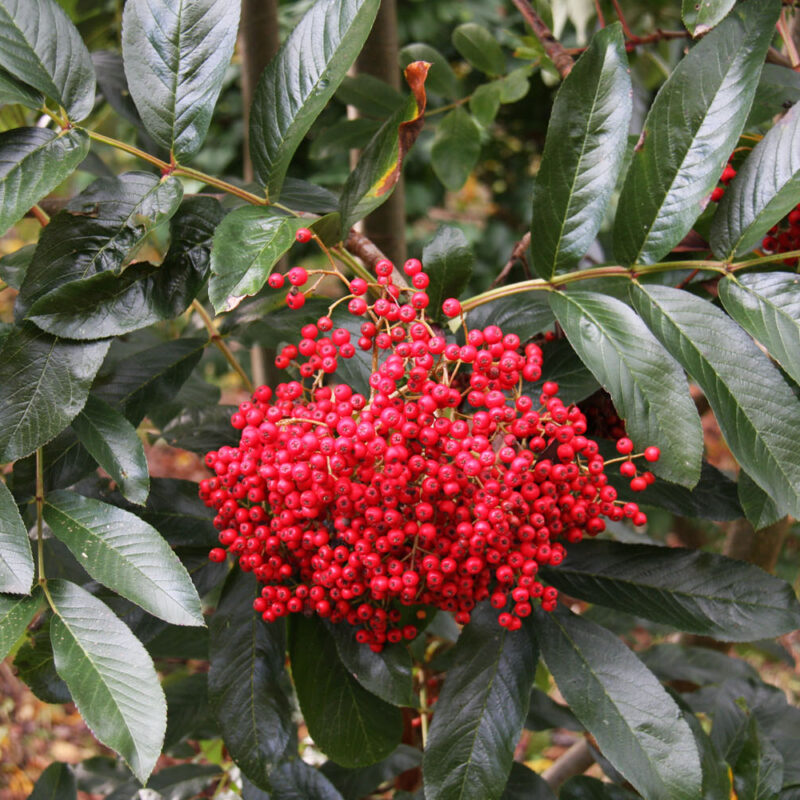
199, 230, 658, 649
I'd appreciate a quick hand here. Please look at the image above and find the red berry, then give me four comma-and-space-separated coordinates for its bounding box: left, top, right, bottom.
616, 437, 633, 455
295, 228, 313, 243
267, 273, 285, 289
643, 446, 660, 462
288, 267, 308, 286
442, 298, 461, 317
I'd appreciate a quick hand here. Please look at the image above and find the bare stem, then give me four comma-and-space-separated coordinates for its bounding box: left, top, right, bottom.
174, 165, 268, 206
30, 205, 50, 226
86, 129, 170, 171
35, 448, 45, 585
191, 299, 254, 392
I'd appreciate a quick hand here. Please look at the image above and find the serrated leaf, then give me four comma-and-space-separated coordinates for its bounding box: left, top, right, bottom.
464, 293, 555, 341
682, 0, 736, 36
639, 643, 758, 687
422, 603, 538, 800
289, 614, 402, 768
44, 491, 204, 627
0, 128, 89, 236
209, 571, 293, 788
533, 604, 702, 800
0, 0, 96, 120
249, 0, 381, 200
549, 290, 702, 486
0, 590, 41, 660
400, 43, 458, 98
328, 623, 415, 707
500, 761, 556, 799
321, 745, 422, 800
19, 172, 184, 314
431, 106, 481, 192
71, 395, 149, 506
209, 207, 304, 313
49, 580, 166, 783
452, 23, 505, 76
712, 104, 800, 257
738, 470, 784, 531
0, 243, 34, 290
540, 540, 800, 640
0, 477, 34, 593
718, 272, 800, 387
29, 762, 77, 800
121, 0, 240, 160
339, 61, 429, 233
270, 760, 346, 800
422, 225, 474, 315
747, 65, 800, 129
531, 24, 631, 278
733, 716, 784, 800
631, 283, 800, 518
0, 324, 109, 462
0, 66, 42, 108
13, 615, 71, 703
613, 0, 780, 265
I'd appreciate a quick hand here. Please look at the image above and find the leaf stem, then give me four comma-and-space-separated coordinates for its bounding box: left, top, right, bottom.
191, 300, 254, 392
173, 165, 268, 206
85, 129, 171, 171
35, 448, 45, 586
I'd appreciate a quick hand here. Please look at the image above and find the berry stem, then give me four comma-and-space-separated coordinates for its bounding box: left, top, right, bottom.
191, 300, 254, 392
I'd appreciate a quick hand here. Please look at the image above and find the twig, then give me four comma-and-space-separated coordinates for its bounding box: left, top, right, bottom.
191, 300, 254, 392
510, 0, 574, 78
30, 205, 50, 226
565, 28, 690, 55
593, 0, 605, 27
542, 739, 595, 790
610, 0, 635, 39
490, 232, 531, 288
344, 228, 389, 268
778, 9, 800, 69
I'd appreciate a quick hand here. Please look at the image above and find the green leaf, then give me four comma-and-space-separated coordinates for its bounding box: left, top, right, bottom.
289, 614, 402, 768
19, 172, 184, 313
718, 272, 800, 388
465, 294, 554, 341
135, 478, 217, 549
559, 776, 639, 800
49, 580, 166, 783
110, 764, 224, 800
613, 0, 780, 265
422, 603, 538, 800
682, 0, 736, 36
0, 590, 41, 660
640, 643, 758, 687
13, 615, 71, 703
733, 716, 784, 800
209, 571, 293, 788
121, 0, 240, 160
339, 61, 429, 233
541, 540, 800, 640
164, 673, 214, 748
71, 395, 149, 506
0, 477, 34, 593
747, 65, 800, 129
549, 291, 702, 486
431, 106, 481, 191
249, 0, 380, 200
44, 490, 204, 627
525, 687, 582, 731
28, 762, 77, 800
684, 710, 733, 800
712, 104, 800, 257
531, 24, 631, 279
470, 82, 503, 126
335, 73, 404, 116
321, 745, 422, 800
500, 762, 555, 799
0, 0, 96, 120
400, 43, 458, 98
0, 128, 89, 236
422, 225, 474, 315
0, 243, 34, 290
327, 623, 415, 707
310, 118, 382, 160
738, 470, 784, 531
0, 66, 42, 108
209, 207, 304, 313
0, 324, 110, 462
533, 604, 702, 800
452, 23, 505, 76
524, 339, 599, 405
162, 406, 239, 456
631, 284, 800, 518
270, 759, 345, 800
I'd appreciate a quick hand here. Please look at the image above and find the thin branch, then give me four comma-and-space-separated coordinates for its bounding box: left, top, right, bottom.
778, 9, 800, 68
510, 0, 574, 78
490, 232, 530, 288
191, 300, 254, 392
30, 205, 50, 226
542, 739, 595, 790
593, 0, 606, 27
610, 0, 636, 39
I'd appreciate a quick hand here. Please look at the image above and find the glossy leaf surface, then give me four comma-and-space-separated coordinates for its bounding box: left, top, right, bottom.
0, 477, 34, 593
682, 0, 736, 36
431, 107, 481, 191
422, 226, 474, 315
0, 590, 41, 660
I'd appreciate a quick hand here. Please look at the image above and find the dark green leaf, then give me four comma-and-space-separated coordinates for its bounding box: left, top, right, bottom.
0, 128, 89, 236
639, 644, 758, 687
423, 603, 538, 800
249, 0, 381, 200
209, 571, 293, 788
684, 710, 732, 800
136, 478, 218, 549
278, 178, 340, 214
0, 324, 109, 462
121, 0, 240, 160
161, 406, 239, 455
0, 477, 34, 593
738, 470, 784, 531
44, 490, 204, 626
465, 293, 554, 341
29, 762, 77, 800
270, 759, 345, 800
19, 172, 184, 313
0, 243, 34, 290
533, 604, 702, 800
499, 762, 555, 799
524, 339, 599, 405
400, 43, 458, 97
49, 580, 166, 783
310, 118, 382, 160
550, 291, 702, 486
525, 687, 582, 731
631, 284, 800, 518
209, 207, 304, 313
13, 616, 71, 703
719, 272, 800, 387
145, 612, 211, 659
0, 590, 41, 660
327, 623, 415, 707
164, 673, 215, 748
104, 763, 222, 800
335, 74, 404, 116
289, 614, 402, 768
733, 716, 784, 800
321, 744, 422, 800
71, 395, 149, 505
422, 225, 474, 315
452, 23, 505, 76
0, 66, 42, 108
0, 0, 96, 120
712, 104, 800, 257
531, 24, 631, 278
470, 82, 503, 126
559, 776, 639, 800
431, 106, 481, 191
613, 1, 780, 265
92, 50, 143, 129
682, 0, 736, 36
541, 540, 800, 640
747, 65, 800, 129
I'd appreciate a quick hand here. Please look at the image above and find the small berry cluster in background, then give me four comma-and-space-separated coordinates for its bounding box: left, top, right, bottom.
199, 229, 659, 649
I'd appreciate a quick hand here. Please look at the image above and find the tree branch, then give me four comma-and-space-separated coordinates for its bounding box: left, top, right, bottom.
510, 0, 574, 78
542, 739, 595, 790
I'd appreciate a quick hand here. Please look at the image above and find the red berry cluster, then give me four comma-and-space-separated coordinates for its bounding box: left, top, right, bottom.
200, 229, 658, 649
709, 157, 737, 204
760, 205, 800, 266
